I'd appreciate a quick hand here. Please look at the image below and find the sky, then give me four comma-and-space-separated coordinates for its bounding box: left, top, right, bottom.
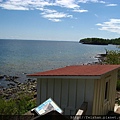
0, 0, 120, 41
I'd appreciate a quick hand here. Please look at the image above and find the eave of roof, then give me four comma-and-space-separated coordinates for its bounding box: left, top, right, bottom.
27, 65, 120, 79
27, 75, 101, 79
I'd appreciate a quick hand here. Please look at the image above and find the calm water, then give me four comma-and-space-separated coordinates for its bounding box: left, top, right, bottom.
0, 39, 119, 87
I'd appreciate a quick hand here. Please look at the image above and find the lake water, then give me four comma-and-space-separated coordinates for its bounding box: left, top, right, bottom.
0, 39, 119, 87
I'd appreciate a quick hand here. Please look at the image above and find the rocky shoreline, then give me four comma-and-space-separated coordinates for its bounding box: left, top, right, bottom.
0, 75, 37, 100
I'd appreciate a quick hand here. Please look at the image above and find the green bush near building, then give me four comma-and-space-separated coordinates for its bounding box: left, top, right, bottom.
117, 80, 120, 91
105, 50, 120, 65
0, 93, 36, 115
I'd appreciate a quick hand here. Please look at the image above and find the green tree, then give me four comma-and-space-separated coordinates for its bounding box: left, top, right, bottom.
105, 50, 120, 64
79, 37, 120, 45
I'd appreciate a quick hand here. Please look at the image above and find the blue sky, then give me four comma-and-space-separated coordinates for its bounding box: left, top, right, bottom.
0, 0, 120, 41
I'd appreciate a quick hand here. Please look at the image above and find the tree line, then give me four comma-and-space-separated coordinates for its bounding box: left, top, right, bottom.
79, 37, 120, 45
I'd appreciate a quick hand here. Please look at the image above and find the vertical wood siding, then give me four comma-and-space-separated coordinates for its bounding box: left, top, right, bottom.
76, 79, 85, 110
110, 70, 117, 110
85, 79, 94, 115
47, 78, 54, 99
37, 78, 95, 115
61, 79, 69, 108
92, 71, 118, 115
37, 69, 118, 115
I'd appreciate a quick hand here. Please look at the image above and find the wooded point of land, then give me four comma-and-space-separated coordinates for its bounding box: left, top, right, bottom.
79, 37, 120, 45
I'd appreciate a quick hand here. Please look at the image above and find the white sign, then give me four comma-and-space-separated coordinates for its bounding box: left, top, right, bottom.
34, 98, 63, 115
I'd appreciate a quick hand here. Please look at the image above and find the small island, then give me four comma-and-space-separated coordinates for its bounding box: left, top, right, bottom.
79, 37, 120, 45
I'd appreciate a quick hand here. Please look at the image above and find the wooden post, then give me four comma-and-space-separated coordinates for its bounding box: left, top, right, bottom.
74, 102, 88, 120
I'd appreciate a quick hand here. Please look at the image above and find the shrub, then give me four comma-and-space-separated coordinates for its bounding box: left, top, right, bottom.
117, 80, 120, 91
0, 98, 17, 115
105, 50, 120, 65
0, 93, 36, 115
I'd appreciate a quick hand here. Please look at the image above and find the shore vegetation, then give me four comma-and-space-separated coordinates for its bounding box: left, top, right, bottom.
0, 92, 36, 115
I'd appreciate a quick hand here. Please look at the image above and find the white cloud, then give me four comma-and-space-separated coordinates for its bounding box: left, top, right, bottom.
73, 9, 88, 13
0, 0, 80, 10
0, 0, 106, 22
78, 0, 105, 4
0, 0, 75, 22
42, 9, 57, 14
42, 12, 67, 18
0, 0, 53, 10
55, 0, 79, 9
96, 19, 120, 34
40, 8, 57, 15
106, 4, 117, 7
78, 0, 88, 3
39, 7, 73, 22
0, 0, 28, 10
41, 11, 73, 22
0, 0, 107, 11
0, 4, 29, 10
99, 1, 105, 4
49, 18, 61, 22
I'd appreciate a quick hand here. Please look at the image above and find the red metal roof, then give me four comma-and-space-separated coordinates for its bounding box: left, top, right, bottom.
27, 65, 120, 77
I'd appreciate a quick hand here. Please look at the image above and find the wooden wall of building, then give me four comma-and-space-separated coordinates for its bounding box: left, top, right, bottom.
37, 78, 95, 115
92, 70, 118, 115
36, 70, 118, 115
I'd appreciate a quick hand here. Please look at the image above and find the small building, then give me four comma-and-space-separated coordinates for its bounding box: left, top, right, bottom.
27, 65, 120, 115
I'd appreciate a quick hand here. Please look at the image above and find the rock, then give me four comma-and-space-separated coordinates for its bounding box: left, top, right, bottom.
5, 75, 19, 82
7, 83, 15, 87
0, 86, 4, 89
13, 79, 19, 84
23, 72, 27, 74
28, 79, 32, 81
1, 76, 37, 100
5, 76, 12, 81
0, 75, 4, 79
13, 76, 19, 79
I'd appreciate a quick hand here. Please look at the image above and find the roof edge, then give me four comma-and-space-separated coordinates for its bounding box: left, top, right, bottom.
27, 75, 101, 79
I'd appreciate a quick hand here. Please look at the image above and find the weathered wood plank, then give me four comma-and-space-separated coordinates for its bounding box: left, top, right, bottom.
74, 102, 88, 120
68, 79, 77, 108
61, 79, 69, 108
47, 78, 54, 98
54, 78, 62, 106
40, 79, 47, 103
76, 79, 85, 109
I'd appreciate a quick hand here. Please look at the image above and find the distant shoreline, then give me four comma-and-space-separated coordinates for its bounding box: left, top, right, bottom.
79, 37, 120, 45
